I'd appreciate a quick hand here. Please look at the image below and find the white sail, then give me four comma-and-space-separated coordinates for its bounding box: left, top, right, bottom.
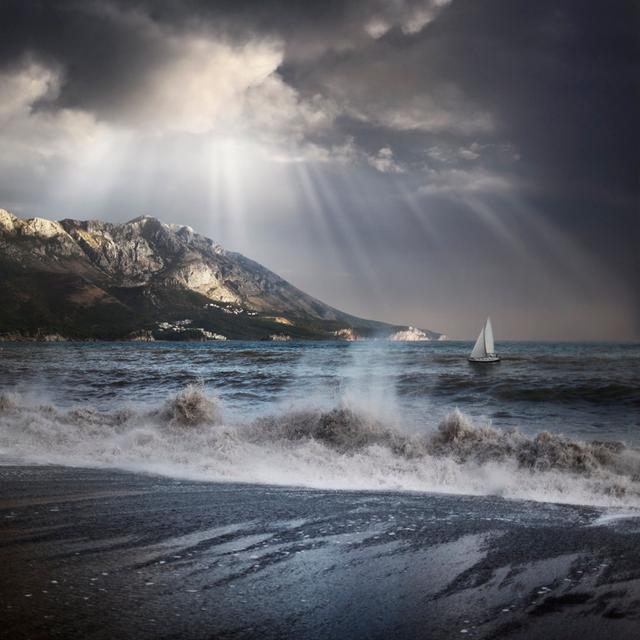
484, 317, 495, 354
470, 326, 486, 358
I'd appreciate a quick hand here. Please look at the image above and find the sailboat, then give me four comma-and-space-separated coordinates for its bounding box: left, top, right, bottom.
468, 317, 500, 363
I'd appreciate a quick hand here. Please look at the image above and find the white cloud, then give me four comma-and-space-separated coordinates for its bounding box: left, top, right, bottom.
458, 143, 481, 160
0, 60, 112, 165
243, 76, 337, 146
364, 17, 392, 39
67, 3, 336, 144
367, 147, 405, 173
268, 136, 359, 166
0, 54, 505, 201
419, 168, 513, 195
0, 61, 58, 121
124, 35, 285, 135
330, 74, 494, 136
0, 2, 505, 197
364, 1, 453, 38
0, 38, 340, 181
402, 0, 453, 34
375, 97, 494, 134
426, 146, 451, 162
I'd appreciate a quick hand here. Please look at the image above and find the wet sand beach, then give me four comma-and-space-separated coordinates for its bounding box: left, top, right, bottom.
1, 465, 639, 640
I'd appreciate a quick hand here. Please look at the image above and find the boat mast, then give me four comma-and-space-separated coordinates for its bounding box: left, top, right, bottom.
483, 318, 488, 354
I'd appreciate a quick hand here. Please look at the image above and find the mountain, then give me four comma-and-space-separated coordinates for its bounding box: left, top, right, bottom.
0, 209, 442, 341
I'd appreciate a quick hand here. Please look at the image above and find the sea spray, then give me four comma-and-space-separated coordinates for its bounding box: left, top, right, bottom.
1, 388, 639, 508
430, 409, 627, 474
159, 384, 223, 427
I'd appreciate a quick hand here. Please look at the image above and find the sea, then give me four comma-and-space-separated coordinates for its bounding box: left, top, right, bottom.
1, 340, 639, 508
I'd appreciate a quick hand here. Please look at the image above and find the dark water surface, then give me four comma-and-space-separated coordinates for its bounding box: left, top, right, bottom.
1, 340, 638, 438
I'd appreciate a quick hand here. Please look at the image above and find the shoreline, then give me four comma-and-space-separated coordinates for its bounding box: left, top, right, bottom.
2, 464, 640, 639
3, 459, 640, 511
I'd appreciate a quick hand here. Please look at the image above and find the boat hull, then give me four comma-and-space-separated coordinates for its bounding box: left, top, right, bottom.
468, 356, 501, 364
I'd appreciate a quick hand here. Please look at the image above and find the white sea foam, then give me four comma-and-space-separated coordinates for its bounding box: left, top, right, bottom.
1, 386, 639, 508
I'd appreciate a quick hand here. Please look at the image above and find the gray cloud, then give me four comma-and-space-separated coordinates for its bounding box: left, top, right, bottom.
0, 0, 637, 339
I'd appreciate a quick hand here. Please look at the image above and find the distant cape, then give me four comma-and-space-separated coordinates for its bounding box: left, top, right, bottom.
0, 209, 442, 341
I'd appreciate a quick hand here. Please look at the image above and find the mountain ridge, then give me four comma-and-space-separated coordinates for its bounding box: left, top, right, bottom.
0, 209, 442, 341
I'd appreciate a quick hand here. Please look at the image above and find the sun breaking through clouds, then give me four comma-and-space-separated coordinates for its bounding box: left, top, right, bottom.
0, 0, 638, 339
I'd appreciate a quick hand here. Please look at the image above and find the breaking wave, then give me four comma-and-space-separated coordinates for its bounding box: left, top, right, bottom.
1, 386, 639, 508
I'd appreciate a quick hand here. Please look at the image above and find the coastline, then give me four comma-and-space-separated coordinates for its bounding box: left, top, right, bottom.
2, 464, 640, 640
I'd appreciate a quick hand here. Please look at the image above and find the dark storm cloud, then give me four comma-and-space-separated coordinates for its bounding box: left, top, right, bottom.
0, 0, 427, 113
0, 0, 638, 338
439, 1, 638, 199
1, 0, 636, 195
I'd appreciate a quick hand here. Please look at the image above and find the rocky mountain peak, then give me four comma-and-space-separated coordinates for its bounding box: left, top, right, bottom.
0, 209, 441, 341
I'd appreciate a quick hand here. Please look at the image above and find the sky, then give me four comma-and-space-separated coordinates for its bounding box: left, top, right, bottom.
0, 0, 638, 340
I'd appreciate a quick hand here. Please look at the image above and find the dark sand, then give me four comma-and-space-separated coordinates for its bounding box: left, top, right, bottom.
1, 465, 639, 640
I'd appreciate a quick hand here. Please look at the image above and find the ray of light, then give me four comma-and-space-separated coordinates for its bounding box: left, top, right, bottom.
301, 163, 391, 309
291, 162, 347, 276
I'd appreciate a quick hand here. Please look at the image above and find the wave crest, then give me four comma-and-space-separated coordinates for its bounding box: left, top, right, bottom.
1, 388, 639, 508
159, 385, 223, 427
255, 407, 419, 456
429, 409, 629, 475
